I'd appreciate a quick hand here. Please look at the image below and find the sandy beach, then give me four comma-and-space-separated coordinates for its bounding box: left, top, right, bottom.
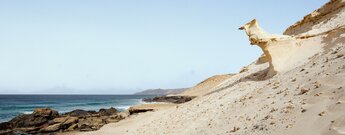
1, 1, 344, 135
68, 0, 345, 134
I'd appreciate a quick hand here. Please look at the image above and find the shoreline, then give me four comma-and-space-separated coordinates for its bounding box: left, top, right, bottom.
66, 103, 178, 135
0, 95, 192, 134
0, 95, 155, 123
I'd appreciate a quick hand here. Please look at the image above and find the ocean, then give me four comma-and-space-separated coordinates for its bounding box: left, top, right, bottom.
0, 95, 154, 123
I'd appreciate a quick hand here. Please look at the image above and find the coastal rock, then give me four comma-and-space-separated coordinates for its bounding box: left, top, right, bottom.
0, 122, 12, 134
33, 108, 59, 117
128, 107, 154, 115
143, 96, 196, 104
63, 117, 79, 126
0, 107, 125, 134
66, 123, 78, 131
40, 123, 61, 132
78, 117, 105, 131
10, 108, 59, 128
53, 117, 69, 123
65, 109, 97, 118
52, 116, 79, 129
99, 107, 118, 116
117, 112, 130, 118
12, 127, 40, 133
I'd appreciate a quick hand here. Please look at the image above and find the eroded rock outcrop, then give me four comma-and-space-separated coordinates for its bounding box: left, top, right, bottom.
0, 107, 125, 134
284, 0, 345, 36
128, 107, 154, 115
239, 19, 323, 77
143, 96, 196, 104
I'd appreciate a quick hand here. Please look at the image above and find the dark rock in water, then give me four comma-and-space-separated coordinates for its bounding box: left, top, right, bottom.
143, 96, 196, 104
65, 109, 97, 118
0, 122, 11, 130
33, 108, 59, 117
128, 107, 154, 115
0, 108, 59, 134
0, 107, 125, 134
99, 107, 118, 116
10, 108, 59, 128
0, 122, 12, 134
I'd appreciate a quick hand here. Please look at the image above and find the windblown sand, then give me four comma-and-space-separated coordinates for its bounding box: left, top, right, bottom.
70, 1, 345, 135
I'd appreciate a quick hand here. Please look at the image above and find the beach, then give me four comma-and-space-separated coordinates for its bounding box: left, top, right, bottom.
1, 0, 345, 135
70, 0, 345, 134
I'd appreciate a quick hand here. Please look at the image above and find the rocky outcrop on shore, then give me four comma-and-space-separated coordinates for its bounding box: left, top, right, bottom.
143, 96, 196, 104
0, 107, 126, 134
128, 107, 154, 115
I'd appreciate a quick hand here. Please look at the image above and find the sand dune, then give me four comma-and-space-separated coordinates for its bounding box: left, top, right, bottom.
71, 1, 345, 135
180, 74, 234, 97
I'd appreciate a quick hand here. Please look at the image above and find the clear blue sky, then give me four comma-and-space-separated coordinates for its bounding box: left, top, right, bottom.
0, 0, 328, 94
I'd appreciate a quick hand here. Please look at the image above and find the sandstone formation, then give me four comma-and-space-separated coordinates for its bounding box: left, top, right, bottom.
239, 19, 323, 77
284, 0, 345, 36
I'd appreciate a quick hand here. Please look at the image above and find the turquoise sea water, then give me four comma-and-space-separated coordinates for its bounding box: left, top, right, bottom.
0, 95, 154, 122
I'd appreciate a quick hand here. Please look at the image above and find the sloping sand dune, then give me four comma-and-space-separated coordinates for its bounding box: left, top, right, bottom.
72, 1, 345, 135
180, 74, 234, 97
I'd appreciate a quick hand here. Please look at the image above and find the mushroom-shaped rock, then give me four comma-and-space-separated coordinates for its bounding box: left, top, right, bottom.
239, 19, 323, 77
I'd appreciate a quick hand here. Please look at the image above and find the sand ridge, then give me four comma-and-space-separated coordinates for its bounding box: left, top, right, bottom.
180, 74, 234, 97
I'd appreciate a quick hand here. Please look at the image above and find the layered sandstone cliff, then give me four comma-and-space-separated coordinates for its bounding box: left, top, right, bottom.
284, 0, 345, 36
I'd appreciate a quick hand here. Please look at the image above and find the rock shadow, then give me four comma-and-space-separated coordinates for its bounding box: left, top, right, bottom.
204, 67, 274, 96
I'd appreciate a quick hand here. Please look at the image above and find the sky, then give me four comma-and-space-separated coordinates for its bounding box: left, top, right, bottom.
0, 0, 328, 94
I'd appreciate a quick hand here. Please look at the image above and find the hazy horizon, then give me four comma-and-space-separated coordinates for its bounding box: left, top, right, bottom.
0, 0, 328, 94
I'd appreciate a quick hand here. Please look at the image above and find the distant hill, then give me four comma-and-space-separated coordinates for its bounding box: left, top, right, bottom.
134, 88, 188, 96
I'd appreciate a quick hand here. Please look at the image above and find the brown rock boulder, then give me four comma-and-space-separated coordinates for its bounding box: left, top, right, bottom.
40, 123, 61, 132
66, 123, 78, 131
10, 108, 59, 128
0, 122, 12, 134
34, 108, 59, 117
78, 117, 105, 131
65, 109, 97, 118
143, 96, 195, 104
99, 107, 118, 116
51, 116, 78, 130
128, 107, 154, 115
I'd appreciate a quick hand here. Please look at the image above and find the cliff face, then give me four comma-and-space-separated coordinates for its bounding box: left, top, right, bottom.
284, 0, 345, 36
239, 0, 345, 78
